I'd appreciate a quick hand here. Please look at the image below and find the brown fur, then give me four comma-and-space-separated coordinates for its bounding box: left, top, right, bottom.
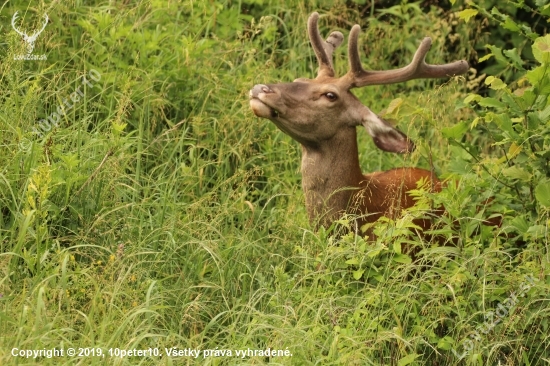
300, 127, 440, 232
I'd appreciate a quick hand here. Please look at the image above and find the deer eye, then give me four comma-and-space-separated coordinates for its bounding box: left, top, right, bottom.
323, 92, 338, 101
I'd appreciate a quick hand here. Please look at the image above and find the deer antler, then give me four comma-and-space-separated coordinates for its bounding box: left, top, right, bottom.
11, 11, 48, 54
11, 11, 27, 38
29, 13, 49, 40
344, 24, 469, 88
307, 12, 344, 78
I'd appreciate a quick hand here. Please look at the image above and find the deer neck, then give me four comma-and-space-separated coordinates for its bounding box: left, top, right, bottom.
300, 127, 364, 227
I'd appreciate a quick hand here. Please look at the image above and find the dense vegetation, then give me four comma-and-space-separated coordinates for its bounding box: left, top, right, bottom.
0, 0, 548, 364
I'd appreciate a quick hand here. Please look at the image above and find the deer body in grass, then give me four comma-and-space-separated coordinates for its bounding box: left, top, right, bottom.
249, 12, 469, 232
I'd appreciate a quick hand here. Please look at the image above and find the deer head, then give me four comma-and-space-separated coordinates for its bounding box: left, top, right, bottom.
11, 11, 49, 54
249, 12, 469, 229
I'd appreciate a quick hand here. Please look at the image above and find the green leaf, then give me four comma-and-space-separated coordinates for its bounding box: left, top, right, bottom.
528, 112, 542, 130
492, 113, 518, 138
516, 89, 537, 110
386, 98, 403, 115
478, 53, 493, 63
392, 254, 412, 264
486, 45, 509, 65
526, 65, 547, 86
503, 48, 525, 70
458, 9, 478, 22
533, 94, 548, 110
539, 79, 550, 94
502, 18, 521, 32
501, 93, 522, 114
491, 6, 505, 18
485, 76, 507, 90
345, 257, 359, 265
352, 269, 364, 280
533, 35, 550, 64
479, 97, 506, 109
442, 121, 468, 139
437, 336, 456, 350
525, 65, 550, 94
520, 24, 539, 40
539, 105, 550, 121
535, 180, 550, 208
527, 225, 547, 239
464, 94, 481, 104
507, 142, 522, 159
502, 166, 532, 181
398, 353, 419, 366
510, 215, 529, 234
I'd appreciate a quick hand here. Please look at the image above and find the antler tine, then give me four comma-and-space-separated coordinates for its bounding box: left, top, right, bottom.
11, 11, 26, 37
308, 12, 344, 78
345, 25, 469, 88
29, 13, 49, 39
324, 31, 344, 69
37, 13, 49, 34
347, 25, 363, 78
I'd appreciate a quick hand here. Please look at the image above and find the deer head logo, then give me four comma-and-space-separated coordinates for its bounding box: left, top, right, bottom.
11, 11, 49, 54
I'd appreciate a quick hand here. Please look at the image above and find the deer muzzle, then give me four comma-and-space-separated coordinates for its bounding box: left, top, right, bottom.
249, 84, 279, 118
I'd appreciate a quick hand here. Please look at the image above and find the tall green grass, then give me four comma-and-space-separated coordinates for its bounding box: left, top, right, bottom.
0, 1, 548, 365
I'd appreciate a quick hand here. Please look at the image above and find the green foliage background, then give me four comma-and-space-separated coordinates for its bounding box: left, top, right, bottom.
0, 0, 548, 365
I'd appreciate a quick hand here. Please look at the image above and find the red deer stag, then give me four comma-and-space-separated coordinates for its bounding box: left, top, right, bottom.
249, 12, 469, 234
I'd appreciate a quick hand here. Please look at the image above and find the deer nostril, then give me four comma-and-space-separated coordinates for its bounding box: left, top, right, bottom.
250, 84, 274, 98
255, 85, 273, 94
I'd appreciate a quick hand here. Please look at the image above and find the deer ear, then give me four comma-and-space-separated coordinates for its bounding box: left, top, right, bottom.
361, 110, 415, 153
